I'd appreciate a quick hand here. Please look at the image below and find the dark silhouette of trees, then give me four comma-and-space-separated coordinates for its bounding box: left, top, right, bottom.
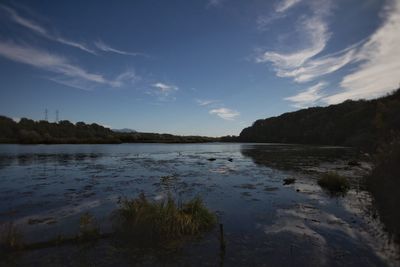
239, 88, 400, 151
0, 117, 217, 144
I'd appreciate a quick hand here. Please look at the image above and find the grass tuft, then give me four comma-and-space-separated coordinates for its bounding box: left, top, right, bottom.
0, 223, 23, 252
113, 193, 216, 246
318, 172, 350, 195
79, 212, 100, 241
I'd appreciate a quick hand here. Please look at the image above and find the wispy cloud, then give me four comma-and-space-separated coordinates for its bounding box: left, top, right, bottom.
152, 82, 178, 94
94, 40, 143, 57
259, 0, 400, 104
276, 41, 363, 83
196, 99, 218, 106
323, 0, 400, 104
0, 41, 137, 90
0, 4, 95, 54
275, 0, 302, 13
257, 0, 303, 30
256, 0, 332, 76
284, 81, 327, 108
257, 14, 330, 70
149, 82, 179, 101
209, 108, 239, 120
207, 0, 225, 8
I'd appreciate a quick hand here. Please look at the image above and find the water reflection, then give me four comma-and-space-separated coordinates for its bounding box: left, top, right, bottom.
0, 144, 398, 266
240, 144, 358, 172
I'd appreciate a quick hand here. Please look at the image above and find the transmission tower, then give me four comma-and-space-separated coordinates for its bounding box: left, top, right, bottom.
56, 110, 59, 123
44, 108, 48, 121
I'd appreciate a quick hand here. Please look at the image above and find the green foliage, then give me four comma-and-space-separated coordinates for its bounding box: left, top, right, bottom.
113, 193, 216, 246
318, 172, 350, 195
239, 89, 400, 151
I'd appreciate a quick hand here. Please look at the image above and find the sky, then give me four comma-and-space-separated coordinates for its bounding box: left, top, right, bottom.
0, 0, 399, 136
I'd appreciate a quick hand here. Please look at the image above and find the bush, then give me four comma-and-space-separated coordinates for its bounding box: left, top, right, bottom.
113, 193, 216, 246
318, 172, 350, 195
367, 135, 400, 243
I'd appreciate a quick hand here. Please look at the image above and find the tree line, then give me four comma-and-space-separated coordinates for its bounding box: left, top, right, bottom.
239, 88, 400, 151
0, 117, 218, 144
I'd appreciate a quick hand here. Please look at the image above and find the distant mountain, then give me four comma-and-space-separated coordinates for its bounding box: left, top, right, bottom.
239, 88, 400, 151
112, 128, 137, 133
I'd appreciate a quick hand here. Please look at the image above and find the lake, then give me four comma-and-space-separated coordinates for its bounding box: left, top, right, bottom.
0, 143, 398, 266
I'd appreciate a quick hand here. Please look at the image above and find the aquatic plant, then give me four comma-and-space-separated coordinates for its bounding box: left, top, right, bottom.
79, 212, 100, 241
0, 223, 23, 252
318, 172, 350, 195
113, 193, 216, 246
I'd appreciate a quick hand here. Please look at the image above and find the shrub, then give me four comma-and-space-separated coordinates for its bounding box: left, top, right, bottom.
367, 135, 400, 243
318, 172, 350, 195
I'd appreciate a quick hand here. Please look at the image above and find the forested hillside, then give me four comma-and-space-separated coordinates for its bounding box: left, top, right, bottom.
239, 89, 400, 150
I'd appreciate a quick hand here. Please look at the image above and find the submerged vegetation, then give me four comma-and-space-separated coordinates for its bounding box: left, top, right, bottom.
113, 193, 216, 246
318, 172, 350, 195
0, 194, 216, 255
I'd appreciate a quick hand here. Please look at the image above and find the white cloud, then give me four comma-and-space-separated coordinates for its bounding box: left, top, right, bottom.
0, 4, 95, 54
257, 15, 330, 69
275, 0, 302, 13
284, 81, 327, 108
152, 82, 178, 94
257, 0, 303, 29
323, 0, 400, 104
94, 40, 143, 56
196, 99, 218, 106
0, 41, 136, 90
277, 42, 362, 83
113, 70, 139, 87
149, 82, 179, 101
209, 108, 239, 120
207, 0, 225, 8
258, 0, 400, 104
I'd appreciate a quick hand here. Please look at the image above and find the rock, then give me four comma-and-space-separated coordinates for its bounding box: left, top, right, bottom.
283, 178, 296, 185
228, 158, 233, 162
348, 160, 360, 166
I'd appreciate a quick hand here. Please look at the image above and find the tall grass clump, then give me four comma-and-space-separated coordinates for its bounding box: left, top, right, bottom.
0, 223, 23, 252
113, 193, 216, 246
79, 212, 100, 241
318, 172, 350, 195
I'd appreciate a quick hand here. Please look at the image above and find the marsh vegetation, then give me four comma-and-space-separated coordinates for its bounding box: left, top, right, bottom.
318, 172, 350, 195
0, 143, 398, 266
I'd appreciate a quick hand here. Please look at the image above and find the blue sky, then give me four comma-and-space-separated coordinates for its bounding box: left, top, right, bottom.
0, 0, 399, 136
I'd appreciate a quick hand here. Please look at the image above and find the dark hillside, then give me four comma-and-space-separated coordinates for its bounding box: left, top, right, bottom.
239, 89, 400, 150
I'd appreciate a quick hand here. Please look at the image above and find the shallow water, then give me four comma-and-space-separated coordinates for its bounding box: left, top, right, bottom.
0, 143, 398, 266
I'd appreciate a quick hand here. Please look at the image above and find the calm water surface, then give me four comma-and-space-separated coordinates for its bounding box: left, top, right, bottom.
0, 143, 398, 266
